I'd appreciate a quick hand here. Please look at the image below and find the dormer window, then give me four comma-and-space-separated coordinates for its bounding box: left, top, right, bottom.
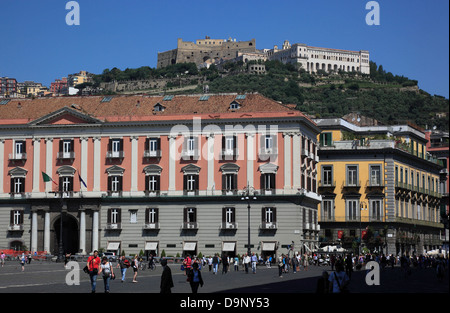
154, 103, 165, 112
229, 101, 240, 110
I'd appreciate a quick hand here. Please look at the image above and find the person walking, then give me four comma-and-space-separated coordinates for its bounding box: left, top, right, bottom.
87, 250, 101, 293
212, 254, 219, 274
188, 262, 204, 293
234, 256, 239, 271
117, 255, 130, 283
0, 251, 5, 268
208, 256, 213, 272
221, 254, 228, 274
160, 259, 174, 293
20, 253, 26, 271
328, 261, 350, 293
183, 254, 192, 277
244, 253, 250, 274
303, 253, 309, 271
131, 255, 139, 283
99, 256, 114, 293
278, 255, 284, 277
251, 253, 258, 274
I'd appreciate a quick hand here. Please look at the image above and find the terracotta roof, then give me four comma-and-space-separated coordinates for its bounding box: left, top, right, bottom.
0, 93, 315, 126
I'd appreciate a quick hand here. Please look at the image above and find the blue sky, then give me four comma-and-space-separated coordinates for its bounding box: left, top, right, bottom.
0, 0, 448, 98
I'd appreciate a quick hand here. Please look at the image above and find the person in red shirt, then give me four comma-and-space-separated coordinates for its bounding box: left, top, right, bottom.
183, 254, 192, 276
86, 250, 101, 293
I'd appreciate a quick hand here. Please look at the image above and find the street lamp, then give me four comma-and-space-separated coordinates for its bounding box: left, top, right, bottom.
241, 183, 257, 256
359, 201, 368, 255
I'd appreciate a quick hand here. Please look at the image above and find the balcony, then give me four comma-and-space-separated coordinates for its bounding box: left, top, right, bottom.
342, 180, 361, 189
260, 222, 277, 230
143, 222, 160, 230
8, 153, 27, 161
181, 150, 199, 160
8, 224, 24, 231
220, 148, 239, 160
366, 179, 385, 188
222, 189, 238, 196
144, 190, 160, 197
258, 148, 278, 159
106, 151, 125, 159
182, 222, 198, 230
318, 180, 336, 188
57, 152, 75, 160
106, 223, 121, 230
220, 222, 238, 230
143, 150, 162, 158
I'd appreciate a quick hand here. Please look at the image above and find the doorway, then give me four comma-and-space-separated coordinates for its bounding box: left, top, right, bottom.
53, 214, 79, 255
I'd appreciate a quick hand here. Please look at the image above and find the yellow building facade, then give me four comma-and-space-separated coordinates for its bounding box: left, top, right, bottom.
315, 117, 444, 256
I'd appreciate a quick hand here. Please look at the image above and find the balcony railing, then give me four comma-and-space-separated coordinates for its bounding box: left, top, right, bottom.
143, 150, 162, 158
318, 180, 336, 188
8, 224, 24, 231
106, 223, 121, 230
8, 153, 27, 161
106, 151, 125, 159
57, 151, 76, 160
220, 148, 239, 159
220, 222, 238, 230
143, 222, 160, 230
258, 148, 278, 159
260, 222, 277, 230
182, 222, 198, 230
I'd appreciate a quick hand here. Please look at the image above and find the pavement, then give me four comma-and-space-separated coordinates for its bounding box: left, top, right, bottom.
0, 260, 447, 294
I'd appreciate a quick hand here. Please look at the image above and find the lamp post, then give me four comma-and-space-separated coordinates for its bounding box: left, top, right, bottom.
241, 183, 256, 256
359, 201, 368, 255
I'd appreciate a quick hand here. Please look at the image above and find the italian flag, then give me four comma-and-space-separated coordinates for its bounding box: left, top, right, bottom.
42, 172, 57, 185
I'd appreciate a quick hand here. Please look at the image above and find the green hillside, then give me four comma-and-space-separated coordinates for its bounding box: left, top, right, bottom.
93, 61, 449, 131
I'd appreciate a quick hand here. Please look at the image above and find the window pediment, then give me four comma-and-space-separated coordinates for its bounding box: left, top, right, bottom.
259, 163, 279, 174
8, 167, 28, 178
106, 165, 125, 176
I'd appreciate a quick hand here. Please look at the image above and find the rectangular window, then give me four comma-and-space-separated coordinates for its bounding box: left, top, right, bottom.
347, 199, 359, 221
371, 199, 382, 221
262, 207, 276, 224
11, 177, 25, 194
222, 207, 236, 226
322, 165, 333, 186
322, 199, 334, 221
369, 165, 381, 186
10, 210, 24, 226
184, 207, 197, 228
107, 208, 121, 227
130, 210, 137, 223
346, 165, 358, 186
145, 208, 159, 224
263, 173, 276, 191
147, 175, 160, 192
15, 141, 26, 158
60, 176, 73, 192
183, 174, 199, 195
319, 132, 333, 147
223, 173, 237, 193
108, 176, 123, 193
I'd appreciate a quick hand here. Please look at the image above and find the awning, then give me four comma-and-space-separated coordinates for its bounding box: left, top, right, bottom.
303, 243, 311, 252
222, 242, 236, 252
107, 242, 120, 250
262, 242, 276, 251
183, 242, 197, 251
145, 242, 158, 250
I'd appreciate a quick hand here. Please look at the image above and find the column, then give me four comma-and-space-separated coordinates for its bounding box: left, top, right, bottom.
32, 138, 41, 193
207, 133, 215, 195
80, 137, 88, 192
79, 209, 86, 254
31, 211, 38, 252
292, 133, 301, 189
130, 136, 138, 192
283, 132, 292, 191
246, 133, 255, 187
168, 135, 176, 192
92, 210, 99, 252
44, 211, 50, 253
45, 138, 53, 192
93, 137, 101, 192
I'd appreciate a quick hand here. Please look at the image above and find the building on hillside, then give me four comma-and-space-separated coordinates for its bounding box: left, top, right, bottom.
0, 77, 18, 98
0, 93, 321, 259
267, 40, 370, 75
157, 36, 257, 69
68, 71, 92, 87
314, 116, 445, 256
425, 129, 449, 255
50, 77, 68, 95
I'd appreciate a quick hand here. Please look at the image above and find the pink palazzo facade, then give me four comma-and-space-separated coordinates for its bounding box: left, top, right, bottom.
0, 93, 321, 258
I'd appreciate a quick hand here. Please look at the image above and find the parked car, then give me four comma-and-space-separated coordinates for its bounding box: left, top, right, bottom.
101, 252, 117, 262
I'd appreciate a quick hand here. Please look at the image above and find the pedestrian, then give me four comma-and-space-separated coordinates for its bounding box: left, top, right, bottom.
212, 254, 219, 274
188, 262, 204, 293
160, 259, 174, 293
328, 261, 350, 293
0, 251, 5, 268
278, 255, 284, 277
28, 253, 32, 264
99, 256, 114, 293
244, 253, 250, 274
117, 255, 130, 283
87, 250, 101, 293
20, 253, 26, 271
183, 254, 192, 277
131, 254, 139, 282
303, 253, 309, 271
345, 254, 353, 280
292, 255, 298, 273
251, 253, 258, 274
234, 256, 239, 271
208, 256, 213, 272
222, 254, 228, 274
64, 252, 71, 268
315, 270, 329, 293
